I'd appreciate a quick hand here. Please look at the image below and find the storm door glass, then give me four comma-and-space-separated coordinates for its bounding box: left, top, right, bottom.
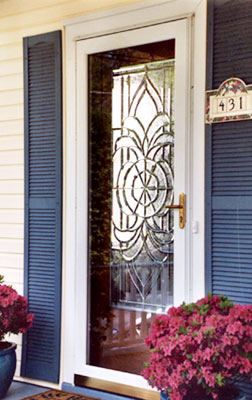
88, 40, 175, 374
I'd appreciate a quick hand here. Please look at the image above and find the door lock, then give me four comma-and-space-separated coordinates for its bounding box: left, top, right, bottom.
166, 193, 186, 229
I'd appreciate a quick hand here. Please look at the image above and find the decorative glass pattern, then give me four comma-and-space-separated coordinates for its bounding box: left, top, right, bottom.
111, 60, 175, 312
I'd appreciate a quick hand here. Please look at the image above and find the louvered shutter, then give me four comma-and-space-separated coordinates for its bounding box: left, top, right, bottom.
206, 2, 252, 394
206, 0, 252, 302
21, 31, 62, 383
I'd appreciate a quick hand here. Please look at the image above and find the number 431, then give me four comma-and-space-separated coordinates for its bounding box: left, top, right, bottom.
218, 97, 244, 112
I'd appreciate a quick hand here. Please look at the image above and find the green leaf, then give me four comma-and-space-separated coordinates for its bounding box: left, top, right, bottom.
199, 304, 210, 315
216, 373, 224, 387
192, 318, 200, 327
212, 352, 220, 361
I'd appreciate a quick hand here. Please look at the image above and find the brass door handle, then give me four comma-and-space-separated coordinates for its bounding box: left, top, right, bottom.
166, 193, 186, 229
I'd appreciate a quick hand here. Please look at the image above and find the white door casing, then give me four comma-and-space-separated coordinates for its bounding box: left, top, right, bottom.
63, 0, 206, 388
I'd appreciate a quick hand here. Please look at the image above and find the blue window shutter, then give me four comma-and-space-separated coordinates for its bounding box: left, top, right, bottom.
21, 31, 62, 383
206, 0, 252, 304
206, 3, 252, 394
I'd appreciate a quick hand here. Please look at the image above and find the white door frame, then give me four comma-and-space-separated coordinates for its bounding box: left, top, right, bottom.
63, 0, 206, 387
75, 18, 188, 389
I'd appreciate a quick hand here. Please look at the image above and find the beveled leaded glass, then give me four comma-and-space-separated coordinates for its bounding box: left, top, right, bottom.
111, 60, 175, 312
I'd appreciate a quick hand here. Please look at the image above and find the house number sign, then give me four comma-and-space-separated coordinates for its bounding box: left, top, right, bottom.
206, 78, 252, 124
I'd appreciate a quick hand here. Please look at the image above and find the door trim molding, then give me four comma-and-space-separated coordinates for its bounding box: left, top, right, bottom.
63, 0, 199, 32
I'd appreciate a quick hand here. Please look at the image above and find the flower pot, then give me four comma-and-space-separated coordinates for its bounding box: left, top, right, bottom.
0, 342, 17, 399
160, 390, 247, 400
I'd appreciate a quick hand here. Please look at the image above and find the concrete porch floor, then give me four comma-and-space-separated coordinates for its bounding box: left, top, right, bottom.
4, 381, 48, 400
4, 382, 143, 400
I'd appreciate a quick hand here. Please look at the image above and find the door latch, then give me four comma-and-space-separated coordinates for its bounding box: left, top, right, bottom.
166, 193, 186, 229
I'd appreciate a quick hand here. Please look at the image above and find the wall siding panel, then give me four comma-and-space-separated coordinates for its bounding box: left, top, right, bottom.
0, 0, 142, 31
0, 165, 23, 179
0, 239, 24, 253
0, 23, 62, 46
0, 120, 23, 135
0, 195, 24, 209
0, 74, 23, 90
0, 105, 23, 121
0, 0, 140, 18
0, 0, 72, 17
0, 91, 23, 106
0, 135, 23, 150
0, 180, 23, 194
0, 254, 23, 268
0, 150, 23, 164
0, 223, 24, 238
0, 59, 22, 76
0, 210, 24, 223
0, 44, 22, 61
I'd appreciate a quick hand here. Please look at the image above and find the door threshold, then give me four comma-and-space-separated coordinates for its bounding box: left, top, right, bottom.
72, 376, 159, 400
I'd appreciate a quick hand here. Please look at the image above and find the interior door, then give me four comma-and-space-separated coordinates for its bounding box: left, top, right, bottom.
75, 18, 189, 391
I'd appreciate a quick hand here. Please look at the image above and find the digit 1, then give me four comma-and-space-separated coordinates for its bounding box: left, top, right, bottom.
240, 97, 243, 109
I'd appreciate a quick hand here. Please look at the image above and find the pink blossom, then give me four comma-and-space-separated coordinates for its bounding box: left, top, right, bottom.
142, 294, 252, 400
0, 281, 34, 341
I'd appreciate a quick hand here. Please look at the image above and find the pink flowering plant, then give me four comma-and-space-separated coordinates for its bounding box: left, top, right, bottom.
0, 275, 34, 349
142, 294, 252, 400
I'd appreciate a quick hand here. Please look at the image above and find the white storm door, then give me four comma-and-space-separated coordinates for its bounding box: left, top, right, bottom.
75, 17, 190, 390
